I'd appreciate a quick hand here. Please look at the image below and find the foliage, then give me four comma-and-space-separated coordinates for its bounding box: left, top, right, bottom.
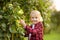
0, 2, 25, 40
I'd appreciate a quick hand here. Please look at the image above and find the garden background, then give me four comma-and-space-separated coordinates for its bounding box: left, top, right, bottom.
0, 0, 60, 40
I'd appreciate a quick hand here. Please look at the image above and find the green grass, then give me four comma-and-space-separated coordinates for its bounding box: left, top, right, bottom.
44, 32, 60, 40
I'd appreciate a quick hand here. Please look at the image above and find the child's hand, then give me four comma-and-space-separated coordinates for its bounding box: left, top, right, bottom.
20, 19, 26, 27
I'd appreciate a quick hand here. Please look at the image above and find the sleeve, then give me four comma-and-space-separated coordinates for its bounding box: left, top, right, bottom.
25, 25, 37, 35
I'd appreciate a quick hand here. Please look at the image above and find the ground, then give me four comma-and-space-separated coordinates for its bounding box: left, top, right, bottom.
44, 31, 60, 40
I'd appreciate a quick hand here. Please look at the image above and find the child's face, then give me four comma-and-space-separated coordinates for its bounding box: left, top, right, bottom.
30, 11, 41, 24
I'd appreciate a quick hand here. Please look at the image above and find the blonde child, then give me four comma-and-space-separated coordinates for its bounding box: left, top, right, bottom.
20, 10, 43, 40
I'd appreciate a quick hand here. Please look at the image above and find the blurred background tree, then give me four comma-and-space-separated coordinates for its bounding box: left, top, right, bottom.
51, 11, 60, 33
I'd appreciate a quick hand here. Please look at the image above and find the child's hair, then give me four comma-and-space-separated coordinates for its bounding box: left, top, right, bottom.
30, 10, 43, 22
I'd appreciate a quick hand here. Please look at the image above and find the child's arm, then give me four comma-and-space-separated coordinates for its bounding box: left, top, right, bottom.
20, 19, 38, 34
25, 22, 43, 35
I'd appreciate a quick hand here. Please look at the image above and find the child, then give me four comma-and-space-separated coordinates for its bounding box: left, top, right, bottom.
20, 10, 43, 40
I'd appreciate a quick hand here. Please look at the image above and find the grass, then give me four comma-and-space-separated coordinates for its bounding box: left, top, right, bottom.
44, 31, 60, 40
